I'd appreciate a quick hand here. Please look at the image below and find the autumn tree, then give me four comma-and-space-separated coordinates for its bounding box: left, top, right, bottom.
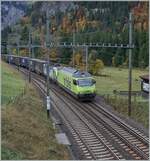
12, 48, 17, 55
73, 50, 83, 69
88, 50, 104, 75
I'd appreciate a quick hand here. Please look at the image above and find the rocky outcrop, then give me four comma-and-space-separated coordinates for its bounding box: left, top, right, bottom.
1, 1, 29, 30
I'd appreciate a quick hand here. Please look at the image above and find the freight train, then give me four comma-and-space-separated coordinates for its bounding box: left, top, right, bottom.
2, 55, 96, 100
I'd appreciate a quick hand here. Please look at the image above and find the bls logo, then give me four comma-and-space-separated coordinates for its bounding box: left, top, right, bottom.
64, 77, 71, 89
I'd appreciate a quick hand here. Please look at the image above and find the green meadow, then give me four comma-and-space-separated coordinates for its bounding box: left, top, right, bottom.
94, 67, 148, 95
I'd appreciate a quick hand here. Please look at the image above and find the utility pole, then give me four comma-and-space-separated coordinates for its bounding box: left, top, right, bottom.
73, 30, 75, 67
46, 9, 51, 118
31, 3, 34, 59
17, 35, 20, 70
128, 12, 133, 116
31, 44, 35, 58
85, 46, 88, 72
7, 35, 10, 63
8, 46, 11, 64
31, 29, 34, 58
8, 34, 12, 64
7, 44, 10, 63
28, 28, 32, 83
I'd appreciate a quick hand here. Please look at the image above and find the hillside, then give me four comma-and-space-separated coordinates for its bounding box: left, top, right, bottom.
1, 1, 30, 30
1, 1, 149, 68
1, 62, 70, 160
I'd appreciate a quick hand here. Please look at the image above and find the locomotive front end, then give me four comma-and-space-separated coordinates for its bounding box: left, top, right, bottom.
73, 77, 96, 100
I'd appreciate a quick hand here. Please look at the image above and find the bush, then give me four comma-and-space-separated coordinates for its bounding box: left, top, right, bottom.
89, 58, 104, 75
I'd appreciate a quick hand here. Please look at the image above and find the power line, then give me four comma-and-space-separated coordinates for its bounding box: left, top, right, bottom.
6, 42, 134, 49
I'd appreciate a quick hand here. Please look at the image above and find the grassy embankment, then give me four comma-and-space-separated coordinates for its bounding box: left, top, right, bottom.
1, 62, 70, 160
95, 67, 149, 128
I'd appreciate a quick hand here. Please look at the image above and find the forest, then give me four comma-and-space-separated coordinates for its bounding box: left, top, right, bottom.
1, 1, 149, 70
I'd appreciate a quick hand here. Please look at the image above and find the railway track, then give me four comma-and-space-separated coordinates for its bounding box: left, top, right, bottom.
20, 68, 121, 160
36, 79, 120, 159
18, 67, 149, 160
89, 103, 149, 153
50, 83, 149, 160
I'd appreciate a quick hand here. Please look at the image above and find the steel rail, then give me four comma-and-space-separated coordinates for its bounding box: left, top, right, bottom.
49, 83, 148, 160
91, 102, 149, 144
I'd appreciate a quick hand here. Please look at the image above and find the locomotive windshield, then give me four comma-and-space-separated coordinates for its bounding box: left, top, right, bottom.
78, 79, 93, 87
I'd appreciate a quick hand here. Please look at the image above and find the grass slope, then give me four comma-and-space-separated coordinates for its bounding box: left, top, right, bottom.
1, 146, 23, 160
1, 62, 70, 160
105, 95, 149, 128
1, 62, 25, 106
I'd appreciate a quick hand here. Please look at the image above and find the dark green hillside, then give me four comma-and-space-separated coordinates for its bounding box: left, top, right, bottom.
1, 1, 149, 68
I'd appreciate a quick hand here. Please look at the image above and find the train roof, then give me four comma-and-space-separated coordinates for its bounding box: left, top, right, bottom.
62, 67, 92, 78
7, 55, 47, 63
8, 55, 29, 59
31, 58, 47, 63
63, 67, 77, 73
73, 71, 92, 78
21, 56, 30, 59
